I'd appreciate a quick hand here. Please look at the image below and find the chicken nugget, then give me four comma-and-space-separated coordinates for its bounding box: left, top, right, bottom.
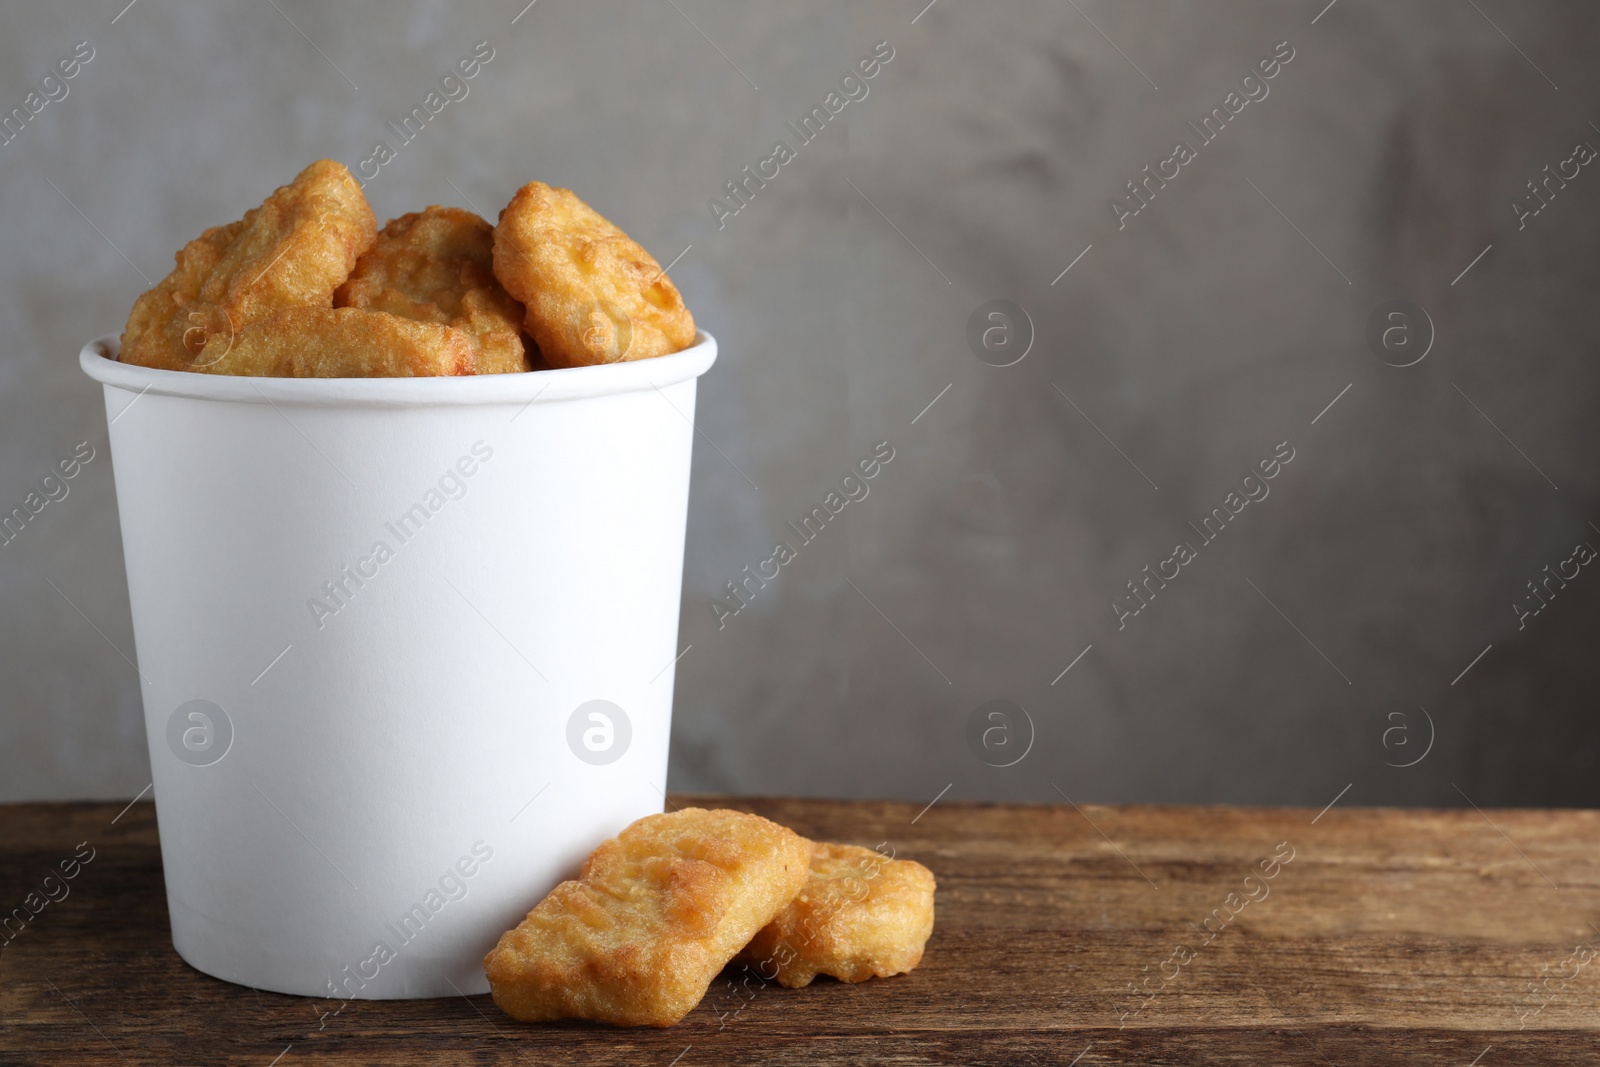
483, 808, 811, 1027
492, 181, 696, 368
336, 206, 531, 374
121, 159, 376, 373
736, 842, 935, 988
205, 307, 476, 378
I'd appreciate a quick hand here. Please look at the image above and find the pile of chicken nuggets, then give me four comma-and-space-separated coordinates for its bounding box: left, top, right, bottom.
483, 808, 936, 1027
119, 160, 697, 376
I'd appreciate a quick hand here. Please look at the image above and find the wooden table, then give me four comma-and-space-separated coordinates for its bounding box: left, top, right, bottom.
3, 796, 1597, 1064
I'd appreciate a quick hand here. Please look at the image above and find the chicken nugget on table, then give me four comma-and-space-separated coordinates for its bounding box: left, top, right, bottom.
736, 841, 935, 988
483, 808, 811, 1027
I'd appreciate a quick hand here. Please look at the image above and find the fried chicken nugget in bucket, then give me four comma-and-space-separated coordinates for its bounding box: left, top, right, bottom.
120, 160, 376, 372
483, 808, 811, 1027
201, 307, 480, 378
492, 182, 696, 368
336, 206, 531, 374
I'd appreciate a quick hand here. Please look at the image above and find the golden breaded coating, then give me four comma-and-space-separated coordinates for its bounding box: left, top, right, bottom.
336, 206, 531, 375
204, 307, 476, 378
484, 808, 811, 1027
737, 842, 935, 989
492, 181, 696, 368
121, 160, 376, 372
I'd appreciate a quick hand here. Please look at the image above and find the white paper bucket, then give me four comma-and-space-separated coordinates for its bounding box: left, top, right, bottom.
80, 332, 717, 999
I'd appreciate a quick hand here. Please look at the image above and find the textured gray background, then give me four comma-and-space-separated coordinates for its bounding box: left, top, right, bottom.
1, 1, 1596, 807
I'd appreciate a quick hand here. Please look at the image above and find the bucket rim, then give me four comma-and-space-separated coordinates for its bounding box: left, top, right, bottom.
79, 330, 717, 408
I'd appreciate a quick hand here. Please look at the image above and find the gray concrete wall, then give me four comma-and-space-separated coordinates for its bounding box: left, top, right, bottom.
2, 1, 1596, 807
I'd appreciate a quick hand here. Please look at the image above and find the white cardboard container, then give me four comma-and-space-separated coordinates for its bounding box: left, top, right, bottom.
80, 332, 717, 999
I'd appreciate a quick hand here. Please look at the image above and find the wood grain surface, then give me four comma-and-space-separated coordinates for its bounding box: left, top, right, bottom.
2, 796, 1597, 1065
